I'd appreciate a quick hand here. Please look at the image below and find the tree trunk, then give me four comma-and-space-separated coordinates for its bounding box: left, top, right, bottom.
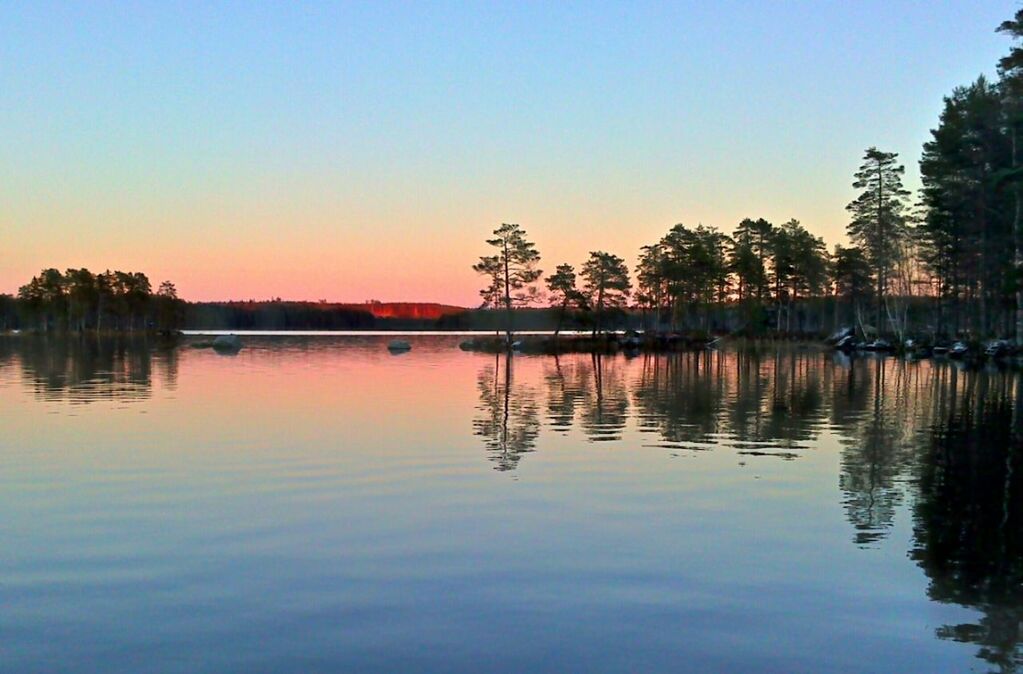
876, 160, 884, 338
502, 240, 512, 347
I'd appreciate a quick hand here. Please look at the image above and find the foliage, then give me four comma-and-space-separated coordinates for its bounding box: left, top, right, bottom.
580, 251, 631, 334
545, 263, 585, 335
16, 267, 170, 333
846, 147, 911, 332
473, 223, 542, 343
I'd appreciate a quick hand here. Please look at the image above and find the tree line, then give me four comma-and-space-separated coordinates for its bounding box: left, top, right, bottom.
473, 10, 1023, 344
6, 268, 184, 333
473, 218, 837, 340
0, 272, 395, 333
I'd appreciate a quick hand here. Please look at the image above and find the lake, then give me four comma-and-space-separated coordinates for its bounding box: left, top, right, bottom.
2, 335, 1020, 673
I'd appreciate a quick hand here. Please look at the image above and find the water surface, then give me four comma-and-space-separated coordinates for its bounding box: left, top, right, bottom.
2, 336, 1020, 673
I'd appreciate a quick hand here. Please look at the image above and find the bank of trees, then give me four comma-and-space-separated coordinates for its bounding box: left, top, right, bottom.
470, 9, 1023, 342
633, 219, 830, 334
908, 9, 1023, 339
473, 224, 639, 338
10, 268, 184, 333
473, 218, 828, 337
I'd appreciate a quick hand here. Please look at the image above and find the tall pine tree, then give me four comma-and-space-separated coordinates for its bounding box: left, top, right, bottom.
846, 148, 911, 336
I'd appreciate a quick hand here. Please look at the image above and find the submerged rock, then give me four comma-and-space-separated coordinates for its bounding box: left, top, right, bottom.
388, 339, 412, 352
212, 335, 243, 352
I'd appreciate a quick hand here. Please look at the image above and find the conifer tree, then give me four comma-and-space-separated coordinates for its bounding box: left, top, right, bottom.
846, 148, 911, 335
473, 223, 542, 345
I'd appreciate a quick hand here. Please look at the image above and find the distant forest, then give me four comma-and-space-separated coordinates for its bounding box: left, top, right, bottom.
0, 270, 428, 332
0, 267, 592, 332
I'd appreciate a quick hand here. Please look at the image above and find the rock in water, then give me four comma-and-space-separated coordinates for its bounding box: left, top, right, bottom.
388, 339, 412, 352
212, 335, 243, 352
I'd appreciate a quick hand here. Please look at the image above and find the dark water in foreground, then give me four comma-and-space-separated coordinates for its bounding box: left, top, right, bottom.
2, 336, 1021, 673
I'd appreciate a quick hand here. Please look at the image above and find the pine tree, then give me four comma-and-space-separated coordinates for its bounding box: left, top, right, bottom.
998, 10, 1023, 341
581, 252, 631, 336
846, 148, 911, 336
545, 264, 583, 337
473, 223, 542, 345
832, 244, 872, 330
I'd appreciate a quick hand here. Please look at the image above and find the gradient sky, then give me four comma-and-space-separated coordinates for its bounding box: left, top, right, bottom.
0, 2, 1015, 305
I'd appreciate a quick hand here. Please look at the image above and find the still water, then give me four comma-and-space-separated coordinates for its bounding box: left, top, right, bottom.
1, 335, 1020, 673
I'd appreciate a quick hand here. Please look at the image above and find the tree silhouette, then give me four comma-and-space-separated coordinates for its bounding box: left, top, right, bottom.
473, 223, 542, 346
545, 263, 584, 338
846, 147, 911, 335
581, 251, 631, 335
155, 281, 185, 332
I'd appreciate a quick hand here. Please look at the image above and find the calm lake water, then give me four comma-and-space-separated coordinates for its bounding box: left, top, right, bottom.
2, 335, 1020, 673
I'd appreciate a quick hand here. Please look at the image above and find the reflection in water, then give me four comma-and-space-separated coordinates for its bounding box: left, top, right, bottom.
542, 356, 587, 432
912, 377, 1023, 673
632, 351, 727, 448
476, 347, 1023, 669
3, 337, 1023, 672
839, 358, 915, 548
473, 353, 540, 471
580, 355, 629, 442
0, 337, 171, 403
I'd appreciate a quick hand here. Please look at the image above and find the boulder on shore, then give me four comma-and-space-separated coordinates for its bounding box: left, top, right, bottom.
212, 335, 243, 352
835, 335, 856, 352
826, 326, 855, 345
985, 339, 1011, 359
949, 341, 971, 359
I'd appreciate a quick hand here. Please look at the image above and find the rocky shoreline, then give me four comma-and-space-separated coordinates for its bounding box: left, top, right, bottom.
458, 332, 717, 354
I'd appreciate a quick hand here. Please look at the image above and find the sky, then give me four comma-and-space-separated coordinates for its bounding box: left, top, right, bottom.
0, 1, 1016, 306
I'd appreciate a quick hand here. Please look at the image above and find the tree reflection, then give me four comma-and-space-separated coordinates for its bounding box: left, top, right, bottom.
631, 351, 727, 445
838, 358, 915, 547
0, 336, 161, 403
470, 346, 1023, 674
473, 353, 540, 472
629, 349, 829, 454
767, 351, 825, 444
723, 350, 771, 445
542, 355, 588, 433
579, 354, 629, 441
911, 376, 1023, 673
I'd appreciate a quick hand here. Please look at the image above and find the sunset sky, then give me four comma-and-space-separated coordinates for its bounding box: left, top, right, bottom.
1, 2, 1013, 306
